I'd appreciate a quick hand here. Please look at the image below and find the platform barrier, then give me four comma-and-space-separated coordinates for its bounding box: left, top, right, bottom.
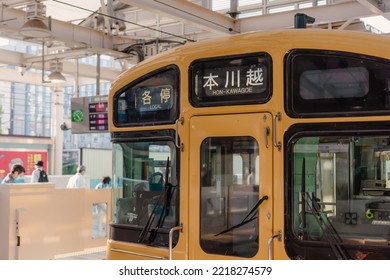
0, 183, 111, 260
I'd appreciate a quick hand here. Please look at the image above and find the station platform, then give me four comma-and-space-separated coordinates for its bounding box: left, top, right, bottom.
0, 183, 112, 260
54, 247, 107, 260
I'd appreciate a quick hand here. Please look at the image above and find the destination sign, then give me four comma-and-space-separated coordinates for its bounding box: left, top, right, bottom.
115, 67, 179, 126
191, 53, 271, 106
196, 65, 267, 97
134, 85, 174, 112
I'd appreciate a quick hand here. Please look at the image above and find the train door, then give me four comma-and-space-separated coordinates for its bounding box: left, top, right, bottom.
188, 113, 273, 259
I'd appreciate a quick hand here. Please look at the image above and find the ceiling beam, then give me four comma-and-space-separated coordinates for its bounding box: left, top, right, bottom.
0, 48, 123, 85
118, 0, 238, 35
1, 5, 131, 52
239, 0, 382, 31
355, 0, 383, 13
0, 48, 24, 65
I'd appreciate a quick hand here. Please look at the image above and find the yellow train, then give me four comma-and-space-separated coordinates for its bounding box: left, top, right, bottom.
107, 29, 390, 260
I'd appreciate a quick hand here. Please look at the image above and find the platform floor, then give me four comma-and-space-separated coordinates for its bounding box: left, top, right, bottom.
54, 247, 107, 260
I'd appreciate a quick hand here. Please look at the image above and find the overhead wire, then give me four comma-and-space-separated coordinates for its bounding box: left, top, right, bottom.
153, 0, 238, 33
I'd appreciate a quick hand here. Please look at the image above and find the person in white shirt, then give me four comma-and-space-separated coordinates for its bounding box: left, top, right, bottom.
31, 160, 46, 183
66, 165, 90, 189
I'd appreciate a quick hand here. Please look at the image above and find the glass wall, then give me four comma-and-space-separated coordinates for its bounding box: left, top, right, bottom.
0, 80, 113, 151
0, 82, 52, 136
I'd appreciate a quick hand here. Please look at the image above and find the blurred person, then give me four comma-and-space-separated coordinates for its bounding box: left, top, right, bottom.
2, 164, 25, 184
95, 176, 111, 231
95, 176, 111, 189
247, 167, 255, 186
66, 165, 90, 189
201, 166, 211, 186
8, 158, 24, 173
31, 160, 49, 183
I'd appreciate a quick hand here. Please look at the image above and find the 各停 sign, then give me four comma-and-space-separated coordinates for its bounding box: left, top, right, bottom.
134, 85, 174, 112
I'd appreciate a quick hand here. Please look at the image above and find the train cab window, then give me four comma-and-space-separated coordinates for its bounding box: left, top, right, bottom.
190, 53, 272, 107
199, 136, 259, 258
286, 127, 390, 259
111, 137, 179, 247
114, 66, 179, 126
286, 50, 390, 117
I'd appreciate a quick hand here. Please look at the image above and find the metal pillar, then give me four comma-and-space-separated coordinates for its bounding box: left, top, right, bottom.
52, 86, 64, 175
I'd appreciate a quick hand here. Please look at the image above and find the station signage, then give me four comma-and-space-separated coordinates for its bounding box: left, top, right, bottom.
71, 96, 108, 133
193, 56, 268, 99
134, 85, 174, 112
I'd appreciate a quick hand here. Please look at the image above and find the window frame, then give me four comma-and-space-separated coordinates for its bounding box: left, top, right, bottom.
284, 121, 390, 260
113, 65, 180, 127
285, 49, 390, 118
110, 130, 180, 247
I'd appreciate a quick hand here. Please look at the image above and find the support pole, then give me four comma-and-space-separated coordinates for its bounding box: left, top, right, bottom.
52, 86, 64, 175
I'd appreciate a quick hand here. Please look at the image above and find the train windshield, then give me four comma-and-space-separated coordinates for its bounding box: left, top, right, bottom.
111, 139, 179, 247
288, 133, 390, 259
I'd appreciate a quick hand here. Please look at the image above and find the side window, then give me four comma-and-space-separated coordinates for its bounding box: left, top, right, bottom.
286, 50, 390, 117
114, 66, 179, 126
199, 136, 259, 258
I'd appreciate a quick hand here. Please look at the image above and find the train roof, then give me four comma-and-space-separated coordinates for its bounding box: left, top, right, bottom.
110, 29, 389, 94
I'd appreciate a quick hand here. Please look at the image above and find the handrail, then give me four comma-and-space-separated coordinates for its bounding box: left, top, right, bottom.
272, 112, 281, 151
175, 117, 184, 151
169, 224, 183, 260
267, 230, 282, 260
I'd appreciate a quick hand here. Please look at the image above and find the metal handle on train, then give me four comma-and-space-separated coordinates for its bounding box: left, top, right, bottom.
264, 126, 270, 148
272, 113, 282, 151
169, 224, 183, 260
175, 117, 184, 151
268, 230, 282, 260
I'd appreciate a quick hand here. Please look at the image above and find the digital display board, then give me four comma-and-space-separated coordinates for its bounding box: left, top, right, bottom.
71, 96, 108, 133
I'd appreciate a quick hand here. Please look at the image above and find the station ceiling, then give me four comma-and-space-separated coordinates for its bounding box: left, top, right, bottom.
0, 0, 389, 86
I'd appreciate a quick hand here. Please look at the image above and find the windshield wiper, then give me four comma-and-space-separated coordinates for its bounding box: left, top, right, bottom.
300, 157, 350, 260
148, 157, 176, 243
215, 195, 268, 236
138, 157, 176, 244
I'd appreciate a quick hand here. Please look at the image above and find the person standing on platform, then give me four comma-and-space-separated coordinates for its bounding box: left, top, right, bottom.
247, 167, 255, 186
95, 176, 111, 189
66, 165, 90, 189
1, 164, 26, 183
95, 176, 111, 231
31, 160, 49, 183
